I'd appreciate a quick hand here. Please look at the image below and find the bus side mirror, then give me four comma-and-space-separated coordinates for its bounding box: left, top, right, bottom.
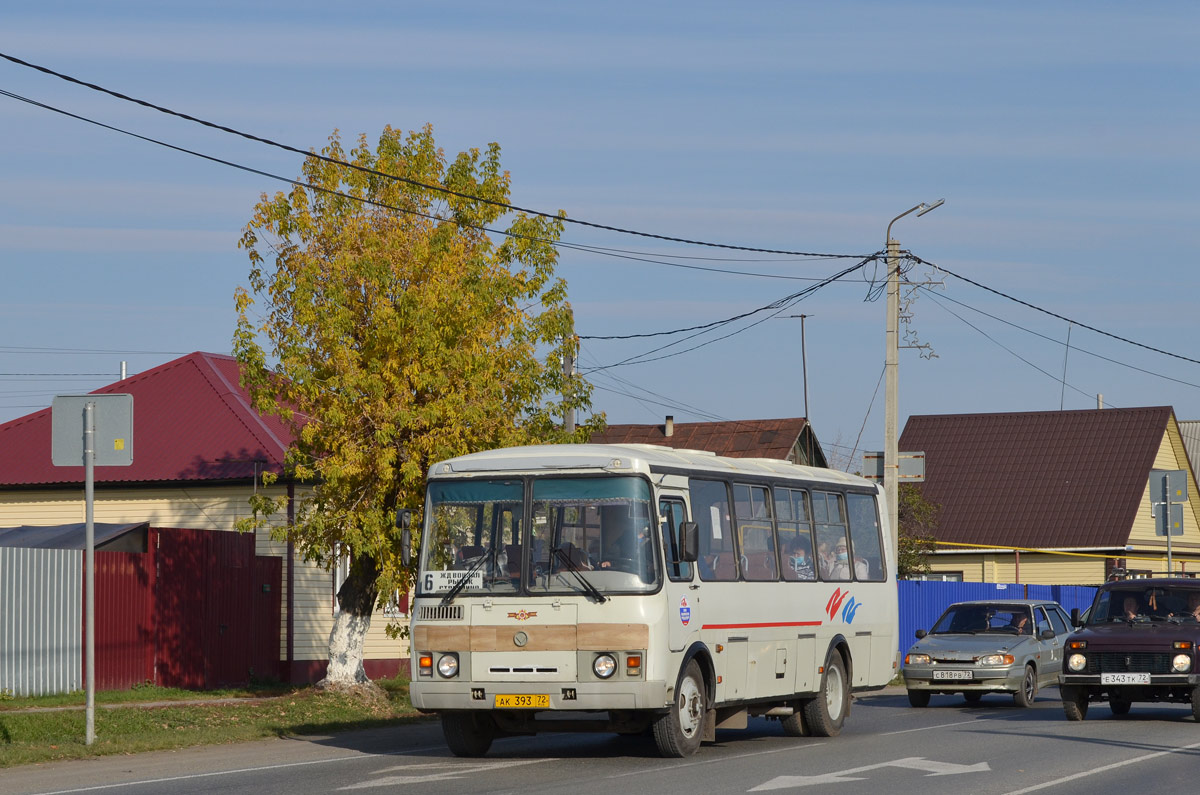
679, 521, 699, 562
1070, 608, 1082, 627
397, 509, 413, 566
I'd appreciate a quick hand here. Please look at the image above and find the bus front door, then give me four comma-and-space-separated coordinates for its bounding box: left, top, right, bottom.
660, 497, 696, 653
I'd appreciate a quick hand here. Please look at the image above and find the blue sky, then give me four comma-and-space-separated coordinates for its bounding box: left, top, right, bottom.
2, 2, 1198, 469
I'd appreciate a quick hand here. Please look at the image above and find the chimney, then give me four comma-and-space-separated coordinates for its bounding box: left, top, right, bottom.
664, 415, 674, 437
1097, 393, 1104, 409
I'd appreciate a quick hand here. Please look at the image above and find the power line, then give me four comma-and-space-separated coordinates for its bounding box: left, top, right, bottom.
916, 256, 1200, 368
0, 51, 868, 260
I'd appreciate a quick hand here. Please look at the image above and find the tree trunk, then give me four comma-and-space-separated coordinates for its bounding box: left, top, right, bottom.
319, 553, 379, 688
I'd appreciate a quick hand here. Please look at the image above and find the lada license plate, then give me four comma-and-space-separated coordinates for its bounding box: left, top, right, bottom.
933, 670, 973, 680
1101, 673, 1150, 685
495, 694, 549, 709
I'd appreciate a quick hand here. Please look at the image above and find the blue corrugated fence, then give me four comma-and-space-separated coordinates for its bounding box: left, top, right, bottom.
897, 580, 1097, 666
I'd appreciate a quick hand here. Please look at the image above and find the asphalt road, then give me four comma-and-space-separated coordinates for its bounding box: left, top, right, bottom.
7, 687, 1200, 795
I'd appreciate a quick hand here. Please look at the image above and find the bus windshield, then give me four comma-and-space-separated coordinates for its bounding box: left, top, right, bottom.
418, 475, 659, 598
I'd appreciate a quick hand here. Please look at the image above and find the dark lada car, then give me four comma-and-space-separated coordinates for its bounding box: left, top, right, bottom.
1059, 578, 1200, 721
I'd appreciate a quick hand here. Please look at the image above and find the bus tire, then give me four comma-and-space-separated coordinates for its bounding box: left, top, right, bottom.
653, 660, 706, 757
780, 707, 809, 737
441, 711, 495, 757
803, 652, 848, 737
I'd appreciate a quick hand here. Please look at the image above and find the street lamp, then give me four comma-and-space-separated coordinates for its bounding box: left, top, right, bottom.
884, 199, 943, 556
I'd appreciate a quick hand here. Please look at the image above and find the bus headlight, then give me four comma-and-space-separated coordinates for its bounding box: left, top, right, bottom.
593, 654, 617, 679
1067, 654, 1087, 672
1172, 654, 1192, 673
437, 653, 459, 678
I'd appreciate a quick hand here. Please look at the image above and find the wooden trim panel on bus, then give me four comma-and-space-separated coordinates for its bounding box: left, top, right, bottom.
414, 623, 650, 652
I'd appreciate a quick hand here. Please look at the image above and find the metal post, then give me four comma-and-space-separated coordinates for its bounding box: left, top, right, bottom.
1164, 478, 1174, 574
84, 401, 96, 745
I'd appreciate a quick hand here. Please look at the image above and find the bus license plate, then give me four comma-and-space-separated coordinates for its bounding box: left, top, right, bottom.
495, 694, 549, 709
1101, 673, 1150, 685
933, 670, 973, 680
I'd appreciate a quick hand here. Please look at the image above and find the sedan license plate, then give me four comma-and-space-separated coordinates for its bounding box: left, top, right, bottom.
494, 694, 549, 709
933, 669, 973, 681
1101, 673, 1150, 685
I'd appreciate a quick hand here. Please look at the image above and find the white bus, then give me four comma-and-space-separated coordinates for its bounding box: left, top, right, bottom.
404, 443, 897, 757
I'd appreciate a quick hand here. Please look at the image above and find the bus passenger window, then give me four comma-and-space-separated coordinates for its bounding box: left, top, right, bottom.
691, 479, 736, 581
846, 492, 885, 581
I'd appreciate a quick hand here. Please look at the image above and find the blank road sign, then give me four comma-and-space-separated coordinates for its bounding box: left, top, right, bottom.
51, 394, 134, 467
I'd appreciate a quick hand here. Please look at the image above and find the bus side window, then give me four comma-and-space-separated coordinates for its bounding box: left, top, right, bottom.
845, 492, 885, 581
777, 487, 815, 582
659, 498, 692, 582
734, 484, 777, 581
692, 478, 736, 581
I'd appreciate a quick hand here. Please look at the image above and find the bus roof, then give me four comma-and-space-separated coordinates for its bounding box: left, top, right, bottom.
427, 443, 874, 487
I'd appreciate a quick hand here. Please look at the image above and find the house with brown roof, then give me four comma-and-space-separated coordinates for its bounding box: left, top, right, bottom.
591, 416, 827, 467
899, 406, 1200, 585
0, 351, 407, 684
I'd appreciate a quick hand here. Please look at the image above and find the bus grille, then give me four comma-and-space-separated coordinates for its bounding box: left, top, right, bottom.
418, 604, 464, 621
1084, 652, 1171, 674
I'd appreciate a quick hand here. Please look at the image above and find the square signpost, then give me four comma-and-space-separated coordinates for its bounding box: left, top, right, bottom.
51, 394, 133, 745
1149, 469, 1187, 575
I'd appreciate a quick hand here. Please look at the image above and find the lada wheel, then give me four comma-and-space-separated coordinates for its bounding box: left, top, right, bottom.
1060, 685, 1089, 721
441, 711, 495, 757
1012, 665, 1037, 708
804, 652, 849, 735
1192, 685, 1200, 722
653, 660, 706, 757
963, 692, 983, 704
907, 689, 931, 708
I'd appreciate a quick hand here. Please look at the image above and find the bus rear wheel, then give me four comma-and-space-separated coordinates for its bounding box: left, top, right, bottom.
653, 660, 706, 757
804, 652, 848, 736
442, 711, 495, 757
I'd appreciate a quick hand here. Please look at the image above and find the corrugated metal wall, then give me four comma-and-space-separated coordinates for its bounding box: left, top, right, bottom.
94, 551, 155, 689
0, 548, 82, 696
897, 580, 1098, 665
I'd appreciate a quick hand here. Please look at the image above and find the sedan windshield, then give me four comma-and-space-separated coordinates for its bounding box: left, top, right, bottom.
418, 475, 659, 598
932, 604, 1033, 635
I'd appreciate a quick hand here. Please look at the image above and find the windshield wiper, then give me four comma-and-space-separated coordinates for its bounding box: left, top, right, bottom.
440, 546, 496, 606
551, 546, 607, 603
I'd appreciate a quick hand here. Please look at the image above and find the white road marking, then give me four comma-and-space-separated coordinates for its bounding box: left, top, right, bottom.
882, 717, 991, 735
340, 757, 555, 789
751, 757, 990, 791
1002, 740, 1200, 795
604, 741, 828, 780
24, 744, 451, 794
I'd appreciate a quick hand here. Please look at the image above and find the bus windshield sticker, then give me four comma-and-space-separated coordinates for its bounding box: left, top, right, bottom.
710, 506, 722, 539
432, 570, 484, 591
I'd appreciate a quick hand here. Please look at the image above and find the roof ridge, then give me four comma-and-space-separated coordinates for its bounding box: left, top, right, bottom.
190, 353, 289, 465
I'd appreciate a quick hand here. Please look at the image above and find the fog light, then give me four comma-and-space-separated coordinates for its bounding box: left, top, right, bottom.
418, 654, 433, 677
593, 653, 616, 679
1172, 654, 1191, 673
1067, 653, 1087, 672
437, 653, 459, 678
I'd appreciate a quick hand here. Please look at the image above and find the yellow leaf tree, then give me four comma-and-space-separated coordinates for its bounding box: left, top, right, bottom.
233, 125, 600, 686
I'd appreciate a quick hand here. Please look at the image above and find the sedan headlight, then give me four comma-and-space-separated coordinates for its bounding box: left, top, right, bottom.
437, 653, 459, 678
905, 653, 932, 665
1067, 653, 1087, 672
593, 653, 617, 679
1172, 654, 1192, 673
978, 654, 1015, 666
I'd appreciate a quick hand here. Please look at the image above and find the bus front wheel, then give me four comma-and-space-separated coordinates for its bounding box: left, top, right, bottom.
441, 711, 495, 757
803, 652, 848, 737
653, 660, 706, 757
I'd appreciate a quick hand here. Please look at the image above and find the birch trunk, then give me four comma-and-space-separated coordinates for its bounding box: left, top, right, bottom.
318, 553, 379, 688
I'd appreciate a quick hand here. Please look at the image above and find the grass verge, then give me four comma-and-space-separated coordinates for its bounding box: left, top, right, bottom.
0, 675, 426, 769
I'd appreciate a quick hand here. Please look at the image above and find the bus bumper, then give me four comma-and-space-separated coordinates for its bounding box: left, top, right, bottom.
411, 679, 672, 712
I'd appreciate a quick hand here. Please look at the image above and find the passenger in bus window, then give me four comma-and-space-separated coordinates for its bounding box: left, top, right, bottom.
785, 537, 814, 580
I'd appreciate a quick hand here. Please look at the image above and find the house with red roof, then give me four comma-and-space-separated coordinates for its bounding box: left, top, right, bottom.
591, 416, 827, 467
0, 351, 407, 684
899, 406, 1200, 584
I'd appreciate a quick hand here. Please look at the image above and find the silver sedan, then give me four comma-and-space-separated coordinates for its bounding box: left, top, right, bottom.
902, 599, 1072, 708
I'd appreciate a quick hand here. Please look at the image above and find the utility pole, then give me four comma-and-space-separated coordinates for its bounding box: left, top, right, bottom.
884, 200, 943, 554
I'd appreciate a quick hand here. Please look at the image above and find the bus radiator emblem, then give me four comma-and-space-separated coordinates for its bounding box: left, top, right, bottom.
507, 610, 538, 621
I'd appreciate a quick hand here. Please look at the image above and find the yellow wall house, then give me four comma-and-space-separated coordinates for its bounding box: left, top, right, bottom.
898, 406, 1200, 585
0, 352, 407, 684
